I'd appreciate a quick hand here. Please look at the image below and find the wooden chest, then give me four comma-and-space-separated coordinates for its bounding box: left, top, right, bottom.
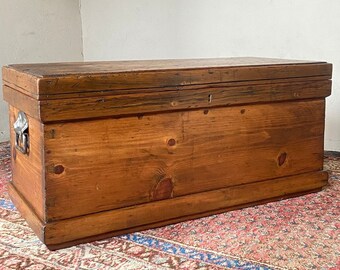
2, 57, 332, 250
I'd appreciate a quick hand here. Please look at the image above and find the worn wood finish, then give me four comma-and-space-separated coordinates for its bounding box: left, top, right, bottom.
35, 63, 333, 95
3, 79, 331, 122
3, 58, 332, 98
44, 170, 328, 247
40, 80, 330, 122
44, 99, 325, 221
7, 182, 45, 242
4, 57, 322, 76
4, 86, 40, 119
7, 168, 327, 250
9, 106, 45, 220
46, 187, 325, 250
4, 75, 332, 101
2, 57, 332, 250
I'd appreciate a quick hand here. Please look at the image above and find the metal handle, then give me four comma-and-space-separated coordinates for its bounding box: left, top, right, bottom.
13, 111, 29, 155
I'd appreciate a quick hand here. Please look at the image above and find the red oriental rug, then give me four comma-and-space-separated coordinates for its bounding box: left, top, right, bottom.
0, 141, 339, 269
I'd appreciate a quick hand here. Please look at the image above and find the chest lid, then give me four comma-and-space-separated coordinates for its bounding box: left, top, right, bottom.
3, 57, 332, 99
2, 57, 332, 122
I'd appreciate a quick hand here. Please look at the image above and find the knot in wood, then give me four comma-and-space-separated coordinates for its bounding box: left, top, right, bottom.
278, 152, 287, 166
167, 138, 176, 147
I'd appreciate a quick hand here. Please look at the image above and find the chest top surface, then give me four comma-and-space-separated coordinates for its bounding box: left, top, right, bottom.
2, 57, 325, 77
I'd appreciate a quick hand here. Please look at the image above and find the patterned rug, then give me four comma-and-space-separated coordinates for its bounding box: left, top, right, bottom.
0, 141, 339, 270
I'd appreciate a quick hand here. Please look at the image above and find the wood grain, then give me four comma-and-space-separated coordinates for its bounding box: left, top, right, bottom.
7, 182, 45, 242
4, 75, 331, 101
44, 99, 325, 221
3, 86, 40, 119
3, 79, 331, 122
4, 57, 324, 77
2, 57, 331, 250
44, 170, 328, 246
9, 106, 45, 220
38, 80, 331, 122
36, 63, 332, 95
2, 58, 332, 97
46, 187, 325, 250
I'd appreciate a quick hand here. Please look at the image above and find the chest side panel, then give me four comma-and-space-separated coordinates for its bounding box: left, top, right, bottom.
9, 106, 45, 221
44, 99, 325, 221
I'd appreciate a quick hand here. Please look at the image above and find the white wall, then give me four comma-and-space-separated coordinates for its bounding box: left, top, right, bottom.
1, 1, 339, 150
0, 0, 83, 142
80, 0, 340, 151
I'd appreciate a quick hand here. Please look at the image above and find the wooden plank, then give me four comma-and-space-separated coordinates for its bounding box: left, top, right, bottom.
5, 57, 324, 77
3, 86, 40, 120
3, 58, 332, 97
3, 74, 332, 101
38, 80, 331, 122
8, 183, 45, 242
2, 66, 39, 97
9, 106, 45, 220
46, 187, 324, 250
3, 79, 331, 122
36, 63, 332, 95
44, 99, 325, 221
44, 171, 328, 246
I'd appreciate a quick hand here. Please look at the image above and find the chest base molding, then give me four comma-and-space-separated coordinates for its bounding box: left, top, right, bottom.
8, 170, 327, 250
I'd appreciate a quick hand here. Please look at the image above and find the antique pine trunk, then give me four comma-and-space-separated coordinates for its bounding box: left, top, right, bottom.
2, 57, 332, 250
